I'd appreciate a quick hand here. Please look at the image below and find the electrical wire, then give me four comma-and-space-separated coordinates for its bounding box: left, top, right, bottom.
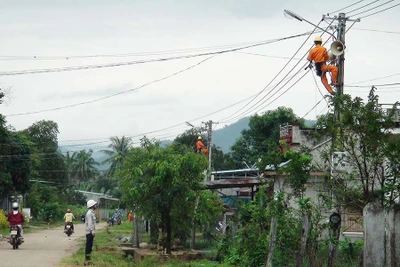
352, 28, 400, 34
4, 55, 215, 117
346, 82, 400, 87
328, 0, 365, 14
346, 0, 380, 14
0, 31, 314, 76
346, 72, 400, 85
217, 21, 325, 124
0, 39, 286, 61
360, 2, 400, 18
219, 22, 336, 124
350, 0, 395, 17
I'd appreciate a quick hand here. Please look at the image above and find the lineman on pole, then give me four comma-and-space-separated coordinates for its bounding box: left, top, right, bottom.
307, 36, 339, 95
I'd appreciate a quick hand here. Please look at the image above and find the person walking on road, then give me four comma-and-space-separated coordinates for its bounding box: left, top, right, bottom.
85, 199, 97, 262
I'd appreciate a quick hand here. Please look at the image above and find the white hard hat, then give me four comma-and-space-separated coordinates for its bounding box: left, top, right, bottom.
12, 202, 19, 210
198, 136, 202, 140
87, 199, 97, 208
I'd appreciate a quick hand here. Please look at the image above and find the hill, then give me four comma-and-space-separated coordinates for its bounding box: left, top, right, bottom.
60, 117, 316, 168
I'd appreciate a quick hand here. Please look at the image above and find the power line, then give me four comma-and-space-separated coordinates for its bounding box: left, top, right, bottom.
353, 27, 400, 34
5, 55, 215, 117
328, 0, 365, 14
216, 22, 325, 124
346, 72, 400, 85
350, 0, 395, 17
0, 39, 284, 61
360, 2, 400, 18
0, 31, 314, 76
219, 22, 336, 124
345, 82, 400, 87
346, 0, 380, 14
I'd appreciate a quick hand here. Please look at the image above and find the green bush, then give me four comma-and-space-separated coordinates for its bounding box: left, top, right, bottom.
0, 209, 9, 229
39, 202, 63, 222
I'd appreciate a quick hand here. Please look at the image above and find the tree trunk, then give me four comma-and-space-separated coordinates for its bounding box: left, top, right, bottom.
309, 239, 319, 267
296, 213, 311, 267
150, 220, 158, 244
265, 216, 277, 267
190, 192, 201, 249
166, 213, 172, 254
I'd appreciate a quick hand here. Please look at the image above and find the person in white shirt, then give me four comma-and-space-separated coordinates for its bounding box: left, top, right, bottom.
85, 200, 97, 262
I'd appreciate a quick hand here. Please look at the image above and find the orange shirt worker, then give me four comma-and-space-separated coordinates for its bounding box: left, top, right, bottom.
307, 36, 339, 95
195, 136, 205, 153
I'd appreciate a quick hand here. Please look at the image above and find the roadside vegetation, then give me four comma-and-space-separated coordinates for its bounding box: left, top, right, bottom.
1, 89, 399, 266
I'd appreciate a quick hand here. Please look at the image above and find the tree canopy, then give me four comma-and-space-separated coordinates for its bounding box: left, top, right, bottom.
119, 138, 223, 254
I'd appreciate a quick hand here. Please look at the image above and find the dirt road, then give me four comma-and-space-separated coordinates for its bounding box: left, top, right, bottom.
0, 222, 105, 267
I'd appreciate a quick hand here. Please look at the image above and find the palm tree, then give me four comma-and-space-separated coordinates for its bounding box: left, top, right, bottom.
101, 136, 132, 177
72, 149, 99, 186
63, 151, 77, 184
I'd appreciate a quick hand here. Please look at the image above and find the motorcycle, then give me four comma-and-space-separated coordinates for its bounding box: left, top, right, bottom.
65, 222, 73, 237
107, 216, 121, 226
9, 225, 23, 249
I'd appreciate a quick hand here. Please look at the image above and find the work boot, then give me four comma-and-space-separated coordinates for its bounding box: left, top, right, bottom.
85, 255, 91, 261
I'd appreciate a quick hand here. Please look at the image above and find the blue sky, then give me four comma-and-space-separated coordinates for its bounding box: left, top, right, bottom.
0, 0, 399, 149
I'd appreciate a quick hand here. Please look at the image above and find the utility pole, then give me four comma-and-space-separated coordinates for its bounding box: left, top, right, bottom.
324, 12, 360, 96
206, 120, 213, 174
203, 120, 218, 179
323, 13, 359, 267
336, 13, 346, 97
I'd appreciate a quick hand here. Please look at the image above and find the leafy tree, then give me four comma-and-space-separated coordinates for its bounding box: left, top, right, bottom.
63, 151, 77, 184
316, 88, 400, 207
119, 139, 220, 254
0, 115, 32, 197
101, 136, 132, 177
72, 149, 99, 186
230, 107, 304, 168
23, 120, 67, 186
174, 127, 205, 149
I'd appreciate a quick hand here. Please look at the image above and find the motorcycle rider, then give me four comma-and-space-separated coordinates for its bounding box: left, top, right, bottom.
112, 208, 122, 224
7, 202, 25, 242
63, 208, 75, 233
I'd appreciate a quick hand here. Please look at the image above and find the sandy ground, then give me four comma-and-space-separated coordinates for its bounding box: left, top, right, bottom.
0, 221, 105, 267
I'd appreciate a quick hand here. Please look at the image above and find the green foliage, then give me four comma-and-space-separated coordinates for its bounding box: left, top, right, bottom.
23, 120, 69, 186
281, 147, 312, 198
39, 202, 63, 222
0, 209, 9, 229
101, 136, 132, 178
230, 107, 304, 168
26, 183, 60, 218
339, 238, 363, 263
119, 139, 212, 254
0, 115, 32, 197
317, 89, 400, 206
72, 149, 99, 186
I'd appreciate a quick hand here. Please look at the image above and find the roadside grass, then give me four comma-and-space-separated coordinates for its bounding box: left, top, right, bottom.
61, 221, 231, 267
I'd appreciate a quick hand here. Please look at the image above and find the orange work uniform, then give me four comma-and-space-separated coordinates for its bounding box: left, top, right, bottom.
307, 44, 338, 95
195, 140, 205, 153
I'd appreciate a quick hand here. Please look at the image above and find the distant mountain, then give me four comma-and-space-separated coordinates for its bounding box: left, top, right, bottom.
212, 117, 250, 153
60, 117, 316, 170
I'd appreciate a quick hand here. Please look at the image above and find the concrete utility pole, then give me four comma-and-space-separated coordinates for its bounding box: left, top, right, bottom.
203, 120, 218, 178
323, 13, 359, 267
324, 13, 360, 96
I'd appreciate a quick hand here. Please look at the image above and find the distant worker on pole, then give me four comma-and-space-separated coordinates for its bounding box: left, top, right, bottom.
307, 36, 339, 95
195, 136, 205, 153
